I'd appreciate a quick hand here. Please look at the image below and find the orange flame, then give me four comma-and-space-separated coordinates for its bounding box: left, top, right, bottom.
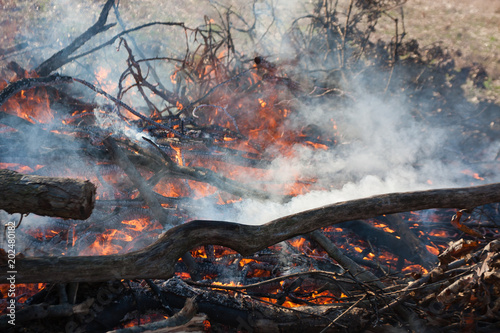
172, 145, 183, 166
461, 169, 485, 180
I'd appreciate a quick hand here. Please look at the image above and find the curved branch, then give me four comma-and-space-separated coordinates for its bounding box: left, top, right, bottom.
2, 182, 500, 283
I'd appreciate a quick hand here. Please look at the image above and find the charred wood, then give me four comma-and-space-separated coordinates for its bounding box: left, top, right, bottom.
341, 219, 421, 266
144, 137, 288, 202
159, 277, 364, 332
4, 61, 97, 117
104, 137, 201, 279
9, 278, 365, 333
143, 314, 208, 333
0, 75, 73, 107
381, 214, 437, 269
103, 137, 170, 225
0, 43, 28, 58
0, 301, 90, 328
309, 230, 426, 330
109, 296, 198, 333
310, 230, 379, 283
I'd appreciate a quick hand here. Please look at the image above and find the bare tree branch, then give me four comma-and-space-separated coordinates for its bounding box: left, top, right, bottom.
35, 0, 116, 76
2, 182, 499, 283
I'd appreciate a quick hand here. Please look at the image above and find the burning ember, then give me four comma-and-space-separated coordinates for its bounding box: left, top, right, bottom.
1, 0, 500, 332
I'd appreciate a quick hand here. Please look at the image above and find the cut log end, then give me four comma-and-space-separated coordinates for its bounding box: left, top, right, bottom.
0, 169, 96, 220
77, 180, 97, 220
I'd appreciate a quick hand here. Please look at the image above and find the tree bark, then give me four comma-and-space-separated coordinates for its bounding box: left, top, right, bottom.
1, 182, 499, 283
0, 169, 96, 219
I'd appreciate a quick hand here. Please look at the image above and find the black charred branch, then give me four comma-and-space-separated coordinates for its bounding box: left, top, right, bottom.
0, 75, 73, 107
80, 278, 361, 333
0, 302, 89, 328
340, 220, 426, 269
35, 0, 116, 76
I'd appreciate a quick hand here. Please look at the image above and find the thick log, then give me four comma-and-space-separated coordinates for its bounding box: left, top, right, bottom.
0, 169, 96, 219
1, 182, 499, 283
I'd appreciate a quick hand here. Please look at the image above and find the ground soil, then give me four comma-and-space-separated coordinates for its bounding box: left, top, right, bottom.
400, 0, 500, 78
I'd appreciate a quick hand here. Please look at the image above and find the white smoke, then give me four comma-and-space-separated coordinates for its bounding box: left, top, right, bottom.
193, 76, 498, 224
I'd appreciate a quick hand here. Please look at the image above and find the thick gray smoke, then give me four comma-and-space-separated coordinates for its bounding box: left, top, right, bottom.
198, 78, 499, 224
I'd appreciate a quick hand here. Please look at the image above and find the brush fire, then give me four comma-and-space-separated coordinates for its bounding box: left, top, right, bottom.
1, 0, 500, 332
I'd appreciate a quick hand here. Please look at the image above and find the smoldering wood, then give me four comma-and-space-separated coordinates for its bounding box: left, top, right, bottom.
381, 214, 437, 269
7, 278, 361, 332
144, 136, 288, 202
2, 182, 499, 284
157, 278, 367, 333
72, 77, 186, 138
186, 270, 354, 296
103, 137, 202, 279
103, 137, 170, 225
0, 169, 96, 219
109, 297, 198, 333
0, 75, 73, 107
5, 61, 99, 115
336, 220, 404, 272
82, 278, 365, 332
309, 229, 426, 330
6, 242, 494, 333
2, 77, 283, 205
309, 230, 381, 285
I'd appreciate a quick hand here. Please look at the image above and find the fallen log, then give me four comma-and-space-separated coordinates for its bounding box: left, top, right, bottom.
1, 182, 499, 283
0, 169, 96, 219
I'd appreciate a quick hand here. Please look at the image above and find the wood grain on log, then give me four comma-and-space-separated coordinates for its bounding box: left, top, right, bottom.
0, 169, 96, 219
2, 182, 499, 283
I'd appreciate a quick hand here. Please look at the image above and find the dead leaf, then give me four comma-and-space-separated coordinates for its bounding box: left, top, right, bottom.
450, 210, 484, 238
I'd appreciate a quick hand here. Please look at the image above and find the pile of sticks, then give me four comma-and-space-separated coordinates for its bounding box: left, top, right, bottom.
1, 1, 500, 332
1, 193, 499, 332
